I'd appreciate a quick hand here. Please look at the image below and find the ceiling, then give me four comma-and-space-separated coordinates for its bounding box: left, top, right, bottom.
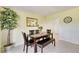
8, 6, 77, 16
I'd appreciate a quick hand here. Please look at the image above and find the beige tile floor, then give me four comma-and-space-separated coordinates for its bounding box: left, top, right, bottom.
6, 40, 79, 53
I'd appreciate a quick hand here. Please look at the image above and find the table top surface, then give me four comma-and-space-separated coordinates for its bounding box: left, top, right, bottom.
30, 32, 48, 38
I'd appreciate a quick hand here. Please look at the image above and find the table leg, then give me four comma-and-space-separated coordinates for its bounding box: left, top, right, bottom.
34, 40, 37, 53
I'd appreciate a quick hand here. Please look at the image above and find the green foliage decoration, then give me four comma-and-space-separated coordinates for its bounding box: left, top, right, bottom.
0, 7, 18, 30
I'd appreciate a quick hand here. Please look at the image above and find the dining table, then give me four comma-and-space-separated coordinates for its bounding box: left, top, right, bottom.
30, 32, 48, 53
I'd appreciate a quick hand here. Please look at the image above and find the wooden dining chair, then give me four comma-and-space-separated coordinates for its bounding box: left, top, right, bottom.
22, 32, 34, 53
29, 30, 35, 35
46, 29, 56, 46
47, 29, 51, 34
35, 30, 39, 34
37, 33, 56, 53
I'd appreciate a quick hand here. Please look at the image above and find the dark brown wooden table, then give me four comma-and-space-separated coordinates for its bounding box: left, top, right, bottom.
30, 32, 48, 53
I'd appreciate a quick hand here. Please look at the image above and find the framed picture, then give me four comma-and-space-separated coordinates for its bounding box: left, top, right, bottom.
26, 17, 38, 27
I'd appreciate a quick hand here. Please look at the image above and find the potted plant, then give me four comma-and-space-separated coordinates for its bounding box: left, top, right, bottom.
0, 7, 18, 47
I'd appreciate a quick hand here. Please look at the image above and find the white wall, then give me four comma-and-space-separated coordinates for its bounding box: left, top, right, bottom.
46, 7, 79, 44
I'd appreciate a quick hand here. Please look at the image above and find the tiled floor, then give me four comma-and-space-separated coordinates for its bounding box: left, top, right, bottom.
6, 40, 79, 53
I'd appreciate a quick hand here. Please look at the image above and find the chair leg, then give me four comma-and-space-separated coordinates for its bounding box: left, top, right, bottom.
52, 41, 53, 44
41, 47, 43, 53
26, 45, 28, 53
23, 44, 25, 51
54, 39, 56, 46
